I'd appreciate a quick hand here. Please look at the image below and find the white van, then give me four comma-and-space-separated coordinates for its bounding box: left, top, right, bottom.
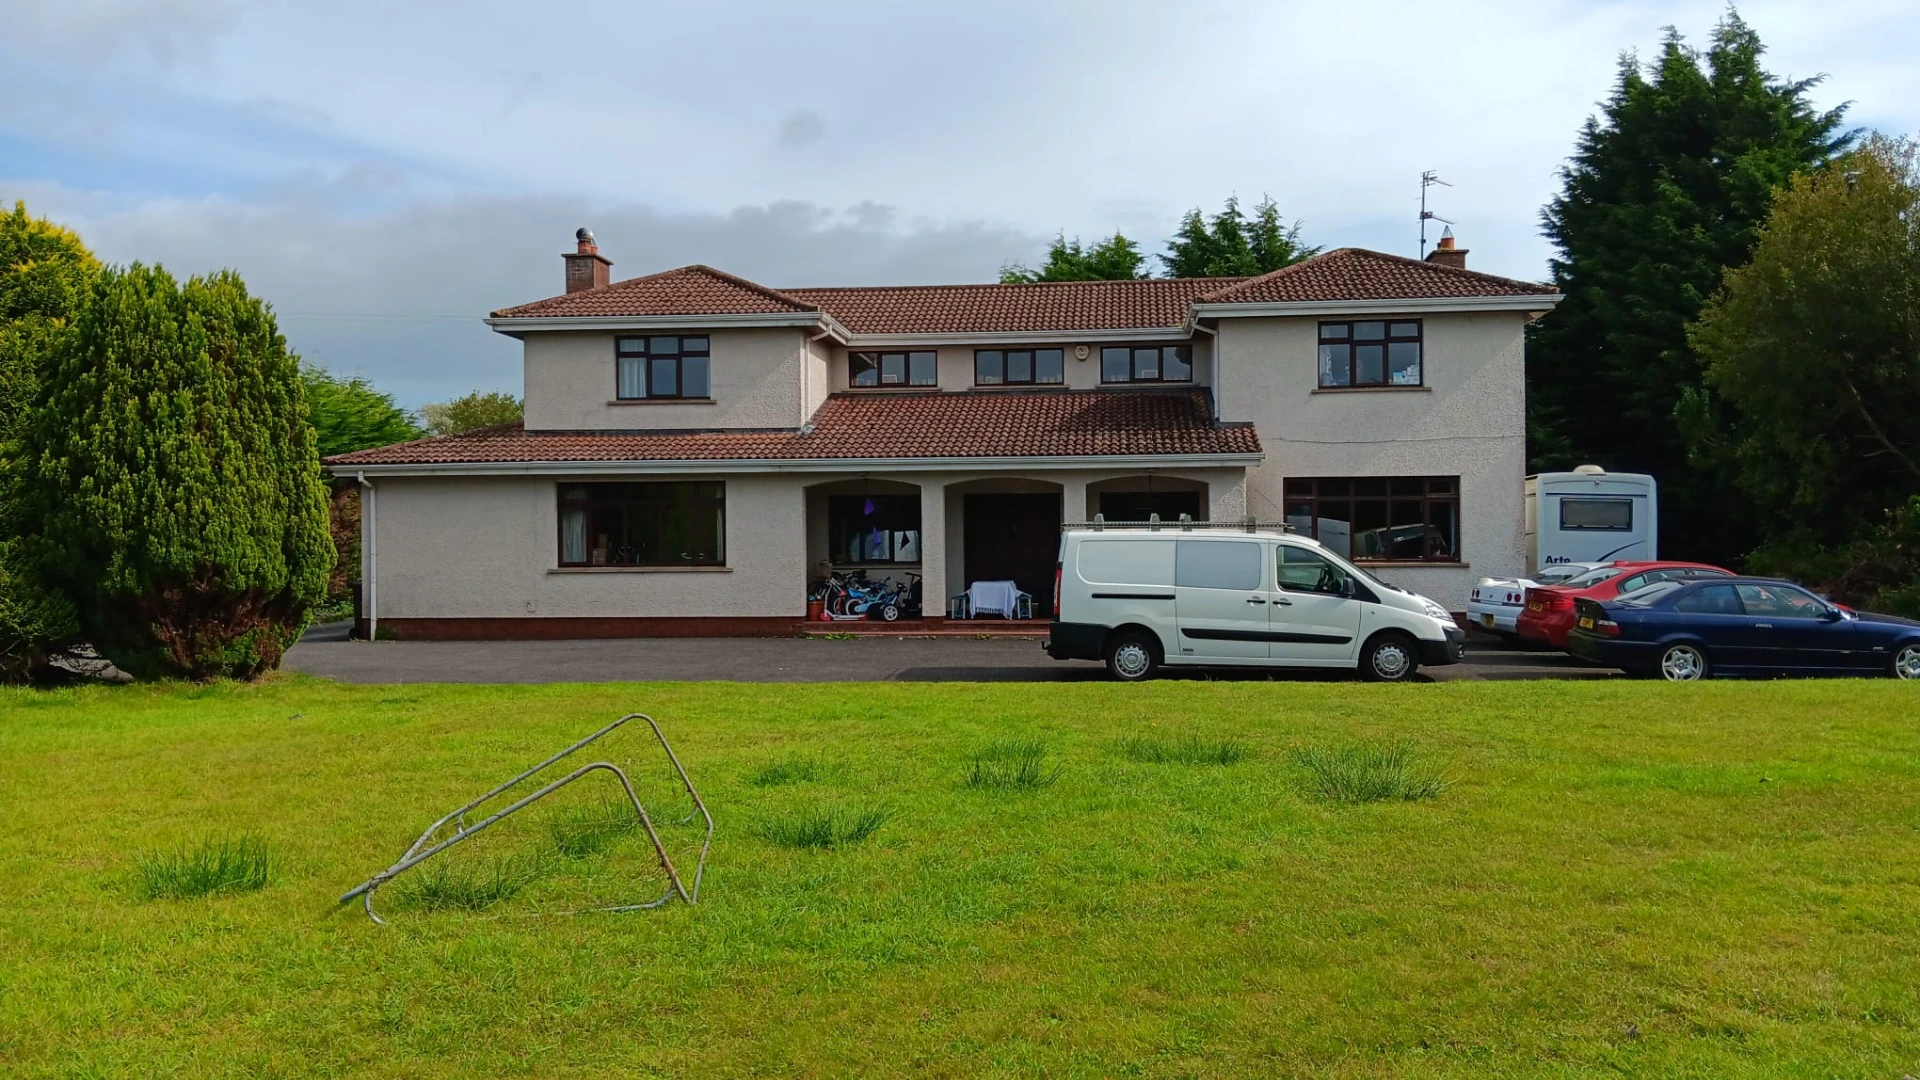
1044, 527, 1465, 682
1525, 466, 1658, 573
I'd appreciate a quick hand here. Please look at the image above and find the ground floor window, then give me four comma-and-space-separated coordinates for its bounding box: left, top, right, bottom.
828, 493, 920, 564
1097, 490, 1203, 523
558, 482, 725, 566
1284, 476, 1459, 561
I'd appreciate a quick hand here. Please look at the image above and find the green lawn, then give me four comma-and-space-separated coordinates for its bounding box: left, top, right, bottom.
2, 677, 1917, 1078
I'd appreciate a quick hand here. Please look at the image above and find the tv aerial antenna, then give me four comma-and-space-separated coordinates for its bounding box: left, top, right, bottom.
1419, 170, 1453, 257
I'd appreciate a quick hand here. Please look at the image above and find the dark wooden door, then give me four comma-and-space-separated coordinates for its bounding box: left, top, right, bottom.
963, 493, 1062, 609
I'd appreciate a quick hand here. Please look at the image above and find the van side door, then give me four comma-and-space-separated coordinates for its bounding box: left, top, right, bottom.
1269, 545, 1366, 666
1172, 539, 1269, 660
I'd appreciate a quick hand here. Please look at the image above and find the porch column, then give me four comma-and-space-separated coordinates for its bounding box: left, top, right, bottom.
918, 479, 947, 621
1209, 472, 1248, 522
1058, 474, 1089, 524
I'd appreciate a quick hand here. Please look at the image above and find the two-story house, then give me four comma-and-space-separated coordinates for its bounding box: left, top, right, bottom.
326, 230, 1559, 637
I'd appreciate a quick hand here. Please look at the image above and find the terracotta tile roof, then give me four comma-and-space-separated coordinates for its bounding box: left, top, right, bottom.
486, 248, 1555, 331
1196, 248, 1560, 304
491, 265, 819, 319
780, 278, 1244, 334
325, 389, 1260, 467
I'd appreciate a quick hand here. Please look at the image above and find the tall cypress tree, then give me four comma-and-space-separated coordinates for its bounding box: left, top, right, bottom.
19, 264, 332, 679
1529, 10, 1850, 562
0, 202, 95, 682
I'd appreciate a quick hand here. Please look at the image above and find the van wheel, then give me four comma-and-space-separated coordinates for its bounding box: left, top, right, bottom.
1105, 632, 1159, 682
1360, 632, 1419, 683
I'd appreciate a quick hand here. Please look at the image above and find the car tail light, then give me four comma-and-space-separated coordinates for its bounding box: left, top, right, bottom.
1053, 566, 1062, 617
1594, 619, 1620, 636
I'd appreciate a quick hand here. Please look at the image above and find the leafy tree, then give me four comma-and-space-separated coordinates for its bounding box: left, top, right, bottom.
0, 201, 96, 681
1000, 232, 1148, 283
1687, 136, 1920, 547
1528, 9, 1851, 562
422, 391, 523, 437
1161, 195, 1316, 277
302, 364, 421, 458
17, 264, 333, 680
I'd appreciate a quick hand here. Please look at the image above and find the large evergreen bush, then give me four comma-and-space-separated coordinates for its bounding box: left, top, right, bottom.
19, 263, 332, 679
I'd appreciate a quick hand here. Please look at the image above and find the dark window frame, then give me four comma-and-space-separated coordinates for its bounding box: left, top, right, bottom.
826, 494, 923, 564
850, 350, 938, 388
1100, 344, 1195, 384
615, 335, 711, 400
1284, 476, 1461, 563
1317, 320, 1423, 389
1559, 496, 1634, 531
973, 347, 1066, 387
557, 481, 726, 567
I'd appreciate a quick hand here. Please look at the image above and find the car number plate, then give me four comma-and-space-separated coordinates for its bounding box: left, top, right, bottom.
1480, 614, 1495, 628
1528, 602, 1542, 612
1577, 616, 1594, 629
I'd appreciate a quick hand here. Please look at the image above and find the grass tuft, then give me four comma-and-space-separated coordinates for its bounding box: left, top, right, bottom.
756, 806, 889, 850
965, 738, 1063, 791
1118, 734, 1249, 766
748, 755, 831, 787
545, 794, 640, 859
135, 833, 271, 899
392, 852, 550, 911
1291, 741, 1448, 804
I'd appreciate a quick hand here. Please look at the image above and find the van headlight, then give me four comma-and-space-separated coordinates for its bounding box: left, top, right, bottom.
1419, 597, 1453, 624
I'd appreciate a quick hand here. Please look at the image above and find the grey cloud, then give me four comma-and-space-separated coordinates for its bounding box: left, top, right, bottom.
776, 109, 827, 149
9, 182, 1040, 408
5, 0, 241, 67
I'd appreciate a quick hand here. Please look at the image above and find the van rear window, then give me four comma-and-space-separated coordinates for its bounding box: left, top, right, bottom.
1174, 541, 1262, 591
1077, 540, 1175, 587
1560, 497, 1632, 531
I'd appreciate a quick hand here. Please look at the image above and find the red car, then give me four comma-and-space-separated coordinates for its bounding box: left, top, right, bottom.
1517, 561, 1734, 649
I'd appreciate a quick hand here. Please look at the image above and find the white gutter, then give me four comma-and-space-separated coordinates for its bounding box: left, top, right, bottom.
841, 327, 1188, 347
356, 471, 376, 642
485, 311, 853, 341
1190, 294, 1562, 319
337, 451, 1265, 479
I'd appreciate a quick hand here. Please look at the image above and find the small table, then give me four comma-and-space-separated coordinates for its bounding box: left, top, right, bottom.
968, 580, 1023, 619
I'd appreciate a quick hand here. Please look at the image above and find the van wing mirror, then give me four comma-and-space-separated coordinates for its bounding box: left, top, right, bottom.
1338, 576, 1356, 599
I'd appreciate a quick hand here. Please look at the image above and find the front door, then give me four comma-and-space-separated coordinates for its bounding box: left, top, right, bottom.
963, 493, 1062, 610
1172, 539, 1269, 660
1269, 545, 1365, 665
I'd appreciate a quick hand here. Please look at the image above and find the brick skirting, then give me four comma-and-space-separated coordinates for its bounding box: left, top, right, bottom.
364, 616, 810, 640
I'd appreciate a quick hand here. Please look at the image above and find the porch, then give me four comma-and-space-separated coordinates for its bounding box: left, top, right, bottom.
801, 469, 1237, 627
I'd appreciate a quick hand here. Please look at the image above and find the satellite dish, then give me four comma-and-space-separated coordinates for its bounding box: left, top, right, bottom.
1572, 464, 1606, 476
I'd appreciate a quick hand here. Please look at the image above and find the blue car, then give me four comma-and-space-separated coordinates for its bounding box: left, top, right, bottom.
1566, 576, 1920, 681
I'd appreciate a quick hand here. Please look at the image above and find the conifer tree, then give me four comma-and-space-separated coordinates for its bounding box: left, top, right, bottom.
1529, 10, 1850, 561
18, 264, 332, 679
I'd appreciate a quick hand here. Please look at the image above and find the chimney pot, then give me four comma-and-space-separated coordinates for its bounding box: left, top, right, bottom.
1424, 227, 1468, 270
563, 227, 613, 293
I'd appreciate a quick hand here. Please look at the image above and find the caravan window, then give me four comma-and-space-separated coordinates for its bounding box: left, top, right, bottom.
1560, 498, 1633, 531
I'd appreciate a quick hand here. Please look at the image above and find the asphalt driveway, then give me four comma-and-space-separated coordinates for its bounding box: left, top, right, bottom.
287, 624, 1608, 684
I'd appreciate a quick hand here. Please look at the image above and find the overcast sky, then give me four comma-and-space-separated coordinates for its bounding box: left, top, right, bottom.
4, 0, 1915, 407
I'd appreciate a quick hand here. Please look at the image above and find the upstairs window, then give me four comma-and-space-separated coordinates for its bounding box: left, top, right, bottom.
1101, 345, 1193, 383
616, 335, 710, 399
975, 348, 1064, 386
1318, 320, 1422, 388
851, 351, 937, 387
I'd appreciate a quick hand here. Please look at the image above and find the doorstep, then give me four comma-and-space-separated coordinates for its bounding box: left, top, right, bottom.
795, 618, 1052, 639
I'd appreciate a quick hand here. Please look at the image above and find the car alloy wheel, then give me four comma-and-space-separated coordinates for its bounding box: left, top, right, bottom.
1660, 643, 1707, 682
1895, 643, 1920, 681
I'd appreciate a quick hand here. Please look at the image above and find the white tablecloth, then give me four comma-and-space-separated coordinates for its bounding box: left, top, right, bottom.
968, 580, 1021, 619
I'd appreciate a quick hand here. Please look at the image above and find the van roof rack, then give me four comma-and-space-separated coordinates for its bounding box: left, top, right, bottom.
1064, 515, 1300, 534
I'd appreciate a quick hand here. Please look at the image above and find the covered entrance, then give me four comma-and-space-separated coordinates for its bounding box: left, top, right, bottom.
962, 492, 1061, 611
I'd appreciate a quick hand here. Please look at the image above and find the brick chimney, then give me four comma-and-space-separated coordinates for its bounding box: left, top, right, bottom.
1424, 227, 1468, 270
563, 228, 613, 293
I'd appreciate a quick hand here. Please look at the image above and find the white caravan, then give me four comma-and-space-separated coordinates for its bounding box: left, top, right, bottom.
1043, 526, 1465, 682
1525, 466, 1658, 573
